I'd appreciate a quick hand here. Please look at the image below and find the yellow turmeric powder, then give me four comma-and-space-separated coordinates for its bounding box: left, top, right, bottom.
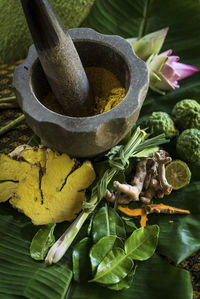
42, 67, 126, 115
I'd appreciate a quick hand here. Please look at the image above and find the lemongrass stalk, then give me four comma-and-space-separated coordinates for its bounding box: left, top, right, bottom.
45, 210, 91, 265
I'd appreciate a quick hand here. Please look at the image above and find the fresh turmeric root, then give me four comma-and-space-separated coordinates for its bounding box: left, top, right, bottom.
0, 145, 96, 225
118, 204, 190, 227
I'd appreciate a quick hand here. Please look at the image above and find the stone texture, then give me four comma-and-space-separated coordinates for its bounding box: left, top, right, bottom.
13, 28, 149, 158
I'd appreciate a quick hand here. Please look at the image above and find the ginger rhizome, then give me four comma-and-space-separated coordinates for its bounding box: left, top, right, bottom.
0, 145, 96, 225
106, 150, 173, 204
105, 150, 190, 226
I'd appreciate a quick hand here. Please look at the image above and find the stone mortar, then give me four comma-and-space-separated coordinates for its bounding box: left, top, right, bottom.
13, 28, 149, 158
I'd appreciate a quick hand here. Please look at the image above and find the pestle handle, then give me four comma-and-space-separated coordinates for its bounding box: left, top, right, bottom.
20, 0, 93, 117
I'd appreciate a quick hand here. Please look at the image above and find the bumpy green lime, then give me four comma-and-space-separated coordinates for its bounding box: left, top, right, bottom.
165, 160, 191, 190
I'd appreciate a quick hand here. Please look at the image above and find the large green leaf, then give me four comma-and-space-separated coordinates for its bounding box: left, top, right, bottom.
85, 0, 200, 67
90, 248, 134, 285
30, 223, 56, 261
91, 206, 126, 243
72, 237, 92, 282
68, 254, 193, 299
124, 225, 159, 260
0, 204, 73, 299
89, 235, 123, 274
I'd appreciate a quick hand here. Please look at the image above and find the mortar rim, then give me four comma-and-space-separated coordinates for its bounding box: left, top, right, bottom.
13, 28, 149, 133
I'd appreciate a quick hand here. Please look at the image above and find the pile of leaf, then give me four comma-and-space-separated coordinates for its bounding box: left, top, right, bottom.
72, 206, 159, 290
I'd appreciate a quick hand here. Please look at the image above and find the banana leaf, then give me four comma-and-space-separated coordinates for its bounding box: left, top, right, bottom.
68, 254, 193, 299
0, 204, 73, 299
85, 0, 200, 68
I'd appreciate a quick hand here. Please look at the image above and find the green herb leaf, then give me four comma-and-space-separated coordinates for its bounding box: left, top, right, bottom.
107, 266, 136, 291
72, 237, 92, 282
89, 235, 123, 274
27, 134, 41, 146
125, 225, 159, 261
135, 146, 159, 157
30, 223, 56, 260
92, 206, 126, 243
90, 248, 134, 284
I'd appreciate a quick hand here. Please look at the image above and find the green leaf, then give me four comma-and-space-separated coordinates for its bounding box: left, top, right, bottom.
133, 27, 169, 60
107, 267, 136, 291
72, 237, 92, 282
30, 223, 56, 261
134, 145, 159, 158
27, 134, 41, 147
89, 235, 123, 274
125, 225, 159, 261
69, 254, 193, 299
85, 0, 200, 68
90, 248, 134, 285
92, 206, 126, 243
122, 217, 138, 233
0, 204, 72, 298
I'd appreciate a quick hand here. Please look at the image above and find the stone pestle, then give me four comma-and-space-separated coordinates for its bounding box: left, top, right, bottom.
20, 0, 93, 117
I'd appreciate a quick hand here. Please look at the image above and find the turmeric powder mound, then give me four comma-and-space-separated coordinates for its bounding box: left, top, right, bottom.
41, 67, 125, 116
8, 148, 96, 225
85, 67, 126, 115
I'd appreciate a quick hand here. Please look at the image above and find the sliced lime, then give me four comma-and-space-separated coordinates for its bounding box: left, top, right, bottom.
165, 160, 191, 190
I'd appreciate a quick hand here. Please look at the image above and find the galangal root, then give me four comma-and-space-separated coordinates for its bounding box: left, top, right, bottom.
106, 150, 173, 204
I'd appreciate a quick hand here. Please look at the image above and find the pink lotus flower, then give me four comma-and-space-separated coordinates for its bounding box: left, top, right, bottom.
157, 49, 198, 90
147, 49, 198, 94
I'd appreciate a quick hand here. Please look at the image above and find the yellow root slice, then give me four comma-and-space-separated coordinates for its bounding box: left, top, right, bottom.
0, 181, 18, 203
9, 149, 96, 225
10, 166, 45, 223
0, 154, 32, 182
41, 149, 75, 195
9, 145, 47, 168
20, 147, 47, 168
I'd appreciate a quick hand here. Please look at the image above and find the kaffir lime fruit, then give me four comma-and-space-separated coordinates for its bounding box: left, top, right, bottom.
165, 160, 191, 190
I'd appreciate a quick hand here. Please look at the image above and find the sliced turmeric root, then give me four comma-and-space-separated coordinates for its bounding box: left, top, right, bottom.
7, 147, 96, 225
118, 204, 190, 227
0, 153, 35, 202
